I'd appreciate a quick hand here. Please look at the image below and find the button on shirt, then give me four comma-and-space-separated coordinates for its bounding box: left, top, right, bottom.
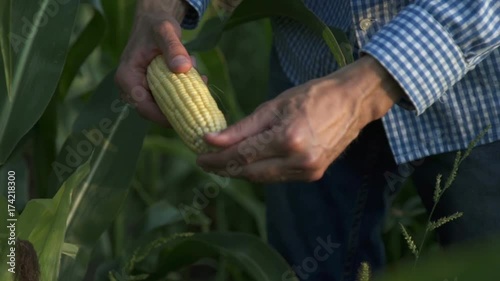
183, 0, 500, 164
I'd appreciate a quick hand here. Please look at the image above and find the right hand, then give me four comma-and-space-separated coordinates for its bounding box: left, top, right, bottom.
115, 0, 193, 126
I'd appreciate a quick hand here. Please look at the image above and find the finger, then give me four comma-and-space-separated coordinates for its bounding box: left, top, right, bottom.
135, 99, 170, 127
153, 20, 191, 73
120, 88, 170, 127
116, 67, 170, 127
197, 129, 284, 170
201, 155, 310, 183
204, 104, 276, 148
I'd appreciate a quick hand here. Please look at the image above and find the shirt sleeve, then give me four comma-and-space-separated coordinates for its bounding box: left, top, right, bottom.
181, 0, 211, 29
361, 0, 500, 115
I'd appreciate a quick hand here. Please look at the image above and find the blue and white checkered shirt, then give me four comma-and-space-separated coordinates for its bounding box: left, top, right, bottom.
183, 0, 500, 164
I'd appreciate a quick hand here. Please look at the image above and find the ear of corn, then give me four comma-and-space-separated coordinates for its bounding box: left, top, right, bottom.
147, 55, 227, 154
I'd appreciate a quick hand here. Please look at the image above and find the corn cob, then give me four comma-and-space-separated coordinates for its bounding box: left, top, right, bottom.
147, 55, 227, 154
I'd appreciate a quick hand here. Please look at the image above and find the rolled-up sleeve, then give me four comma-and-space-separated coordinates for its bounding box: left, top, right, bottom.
362, 0, 500, 115
181, 0, 211, 29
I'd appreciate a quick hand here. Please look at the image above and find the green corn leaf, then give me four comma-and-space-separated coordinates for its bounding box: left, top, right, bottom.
57, 6, 106, 100
120, 232, 298, 281
0, 0, 80, 165
100, 0, 136, 62
13, 162, 90, 281
48, 72, 149, 281
143, 136, 267, 239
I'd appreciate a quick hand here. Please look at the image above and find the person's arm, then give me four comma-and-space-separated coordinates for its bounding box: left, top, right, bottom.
194, 1, 499, 183
361, 0, 500, 115
115, 0, 210, 125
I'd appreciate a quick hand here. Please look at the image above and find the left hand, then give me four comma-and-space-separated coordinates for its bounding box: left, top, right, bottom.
197, 56, 404, 183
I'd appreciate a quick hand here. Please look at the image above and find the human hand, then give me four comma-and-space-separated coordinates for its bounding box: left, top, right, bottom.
115, 0, 194, 126
197, 56, 403, 183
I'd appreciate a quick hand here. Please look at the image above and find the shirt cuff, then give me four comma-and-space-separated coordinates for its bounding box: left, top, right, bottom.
361, 4, 468, 115
181, 0, 210, 29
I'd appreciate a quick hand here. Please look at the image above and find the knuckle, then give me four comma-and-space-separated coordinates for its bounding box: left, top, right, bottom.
232, 122, 245, 135
165, 39, 183, 52
283, 128, 304, 152
237, 150, 252, 165
130, 86, 148, 102
237, 138, 257, 164
154, 20, 176, 35
247, 112, 260, 125
299, 152, 321, 171
304, 79, 320, 94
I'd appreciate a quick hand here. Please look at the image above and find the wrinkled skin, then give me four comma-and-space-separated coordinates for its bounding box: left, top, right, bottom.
197, 56, 404, 183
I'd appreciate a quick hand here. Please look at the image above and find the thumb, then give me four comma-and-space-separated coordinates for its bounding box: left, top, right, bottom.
153, 20, 191, 73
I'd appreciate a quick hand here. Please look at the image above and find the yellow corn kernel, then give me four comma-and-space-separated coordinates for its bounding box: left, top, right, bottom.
147, 55, 227, 154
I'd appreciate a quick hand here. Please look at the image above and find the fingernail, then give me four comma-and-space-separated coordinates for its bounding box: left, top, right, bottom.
206, 132, 219, 137
170, 55, 189, 68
